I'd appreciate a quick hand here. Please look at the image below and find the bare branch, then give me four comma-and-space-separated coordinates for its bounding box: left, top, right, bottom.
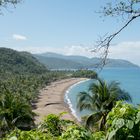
93, 0, 140, 69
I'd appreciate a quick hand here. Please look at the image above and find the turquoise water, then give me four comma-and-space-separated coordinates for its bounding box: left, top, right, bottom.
65, 68, 140, 119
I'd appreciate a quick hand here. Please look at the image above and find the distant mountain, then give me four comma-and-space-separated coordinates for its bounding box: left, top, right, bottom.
34, 55, 83, 69
34, 52, 139, 69
38, 52, 93, 65
0, 48, 47, 74
104, 59, 139, 68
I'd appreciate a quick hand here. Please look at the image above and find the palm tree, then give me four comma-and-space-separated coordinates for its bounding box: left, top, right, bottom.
0, 83, 35, 134
77, 78, 132, 131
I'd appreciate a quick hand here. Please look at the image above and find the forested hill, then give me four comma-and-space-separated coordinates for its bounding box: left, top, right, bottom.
0, 48, 47, 74
34, 52, 139, 69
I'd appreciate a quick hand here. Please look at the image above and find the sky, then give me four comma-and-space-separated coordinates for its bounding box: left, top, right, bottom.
0, 0, 140, 65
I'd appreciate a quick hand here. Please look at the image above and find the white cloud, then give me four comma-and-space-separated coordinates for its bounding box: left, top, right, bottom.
109, 41, 140, 65
11, 45, 94, 57
12, 34, 27, 41
62, 45, 93, 57
8, 41, 140, 66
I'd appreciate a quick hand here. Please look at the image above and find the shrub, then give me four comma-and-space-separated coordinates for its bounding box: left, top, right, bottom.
3, 129, 48, 140
106, 101, 140, 140
60, 125, 93, 140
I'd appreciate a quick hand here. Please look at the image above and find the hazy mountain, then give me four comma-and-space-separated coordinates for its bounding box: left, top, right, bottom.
34, 52, 139, 69
0, 48, 47, 74
105, 59, 139, 68
34, 55, 83, 69
38, 52, 93, 64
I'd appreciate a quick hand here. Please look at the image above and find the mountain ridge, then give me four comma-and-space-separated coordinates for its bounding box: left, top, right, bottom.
34, 52, 139, 69
0, 48, 47, 74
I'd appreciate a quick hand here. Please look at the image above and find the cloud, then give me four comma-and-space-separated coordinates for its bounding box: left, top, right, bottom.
109, 41, 140, 65
62, 45, 94, 57
12, 34, 27, 41
10, 45, 94, 57
7, 41, 140, 66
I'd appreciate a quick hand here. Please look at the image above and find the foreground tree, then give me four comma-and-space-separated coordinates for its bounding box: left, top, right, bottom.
77, 78, 132, 131
94, 0, 140, 67
0, 83, 35, 137
106, 101, 140, 140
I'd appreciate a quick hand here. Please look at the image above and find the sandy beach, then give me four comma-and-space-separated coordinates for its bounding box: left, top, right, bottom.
33, 78, 87, 124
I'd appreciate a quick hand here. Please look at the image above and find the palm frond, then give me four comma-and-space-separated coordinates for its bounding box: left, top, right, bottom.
76, 77, 132, 131
86, 112, 102, 131
117, 89, 132, 102
77, 92, 95, 111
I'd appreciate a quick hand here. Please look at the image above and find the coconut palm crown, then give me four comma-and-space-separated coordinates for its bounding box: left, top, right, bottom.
77, 78, 132, 131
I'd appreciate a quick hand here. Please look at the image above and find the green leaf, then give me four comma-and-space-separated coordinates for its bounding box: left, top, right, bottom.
135, 111, 140, 124
9, 136, 18, 140
127, 135, 134, 139
108, 130, 117, 140
126, 120, 134, 129
114, 118, 125, 129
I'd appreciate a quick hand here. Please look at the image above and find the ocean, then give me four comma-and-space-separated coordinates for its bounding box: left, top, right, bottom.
65, 68, 140, 120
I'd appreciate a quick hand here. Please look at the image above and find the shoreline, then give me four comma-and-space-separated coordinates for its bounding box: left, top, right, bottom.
64, 79, 90, 121
33, 78, 87, 124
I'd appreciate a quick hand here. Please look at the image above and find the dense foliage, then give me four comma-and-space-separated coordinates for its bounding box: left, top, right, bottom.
0, 71, 70, 137
3, 129, 49, 140
3, 114, 94, 140
0, 48, 47, 74
106, 101, 140, 140
72, 70, 97, 79
60, 125, 93, 140
0, 48, 71, 137
3, 102, 140, 140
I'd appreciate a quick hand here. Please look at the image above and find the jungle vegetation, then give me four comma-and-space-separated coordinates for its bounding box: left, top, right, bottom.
0, 48, 97, 138
1, 48, 140, 140
3, 101, 140, 140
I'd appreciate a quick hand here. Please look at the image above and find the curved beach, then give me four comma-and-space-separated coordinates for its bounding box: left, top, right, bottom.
33, 78, 87, 124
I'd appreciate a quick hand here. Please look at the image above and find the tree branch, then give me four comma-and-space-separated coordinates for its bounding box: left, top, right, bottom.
93, 13, 140, 69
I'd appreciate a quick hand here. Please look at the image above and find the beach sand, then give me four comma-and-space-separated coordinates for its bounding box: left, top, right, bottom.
33, 78, 86, 124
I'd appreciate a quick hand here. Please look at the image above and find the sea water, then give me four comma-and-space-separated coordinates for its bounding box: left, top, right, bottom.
65, 68, 140, 120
